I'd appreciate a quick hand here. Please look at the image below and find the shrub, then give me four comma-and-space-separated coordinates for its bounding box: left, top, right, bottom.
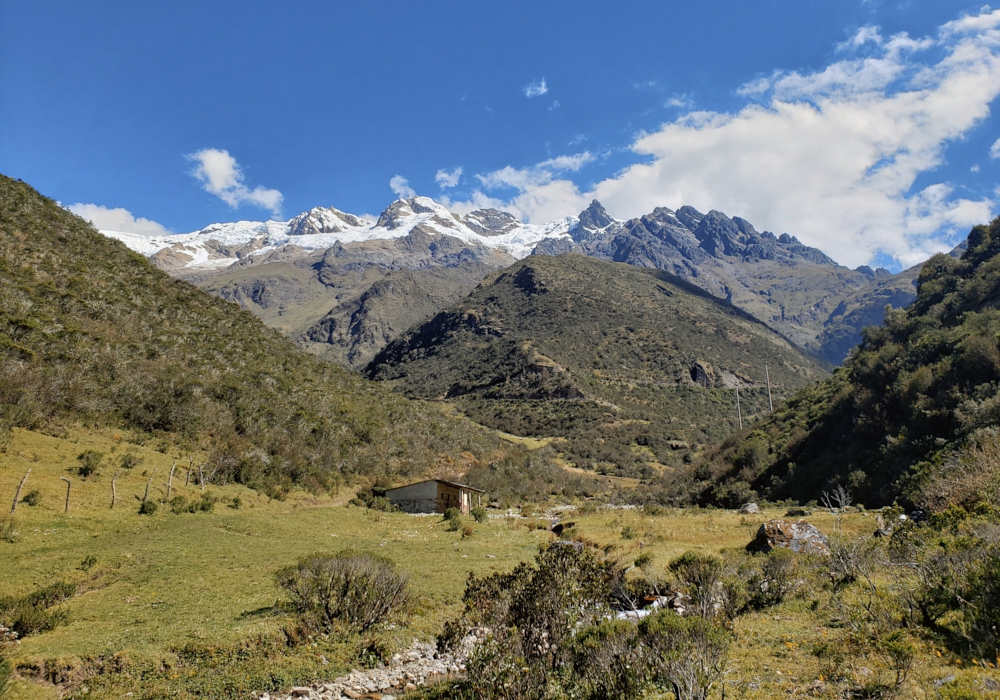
79, 555, 97, 572
20, 490, 40, 507
0, 582, 74, 639
571, 618, 643, 700
461, 524, 474, 539
275, 551, 410, 634
470, 505, 487, 523
745, 548, 800, 609
639, 611, 731, 700
118, 451, 142, 470
138, 501, 158, 515
669, 551, 723, 619
230, 496, 242, 510
76, 450, 103, 478
0, 625, 14, 699
443, 507, 461, 522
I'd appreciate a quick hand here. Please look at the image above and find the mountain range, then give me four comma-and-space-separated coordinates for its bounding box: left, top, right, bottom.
102, 197, 923, 367
365, 253, 828, 477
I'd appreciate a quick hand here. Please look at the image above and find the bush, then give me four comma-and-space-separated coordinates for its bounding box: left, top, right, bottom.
138, 501, 158, 515
79, 555, 97, 572
118, 451, 142, 470
443, 507, 461, 522
275, 551, 410, 634
76, 450, 103, 478
461, 524, 474, 539
470, 505, 487, 523
571, 618, 643, 700
669, 551, 723, 619
230, 496, 242, 510
20, 489, 40, 507
639, 611, 731, 700
0, 625, 15, 698
0, 582, 74, 639
745, 548, 800, 609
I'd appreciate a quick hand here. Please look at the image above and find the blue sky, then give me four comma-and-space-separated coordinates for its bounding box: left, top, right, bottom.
2, 1, 1000, 268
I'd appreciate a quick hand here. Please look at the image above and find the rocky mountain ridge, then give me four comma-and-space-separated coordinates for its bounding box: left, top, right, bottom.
100, 196, 922, 366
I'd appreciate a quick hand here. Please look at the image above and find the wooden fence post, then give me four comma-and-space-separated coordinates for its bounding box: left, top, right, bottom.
166, 460, 177, 500
143, 468, 158, 503
10, 468, 31, 516
60, 477, 71, 514
184, 457, 191, 487
199, 464, 205, 493
111, 470, 121, 509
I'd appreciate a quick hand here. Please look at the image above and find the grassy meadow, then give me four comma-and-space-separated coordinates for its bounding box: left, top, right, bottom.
1, 426, 996, 699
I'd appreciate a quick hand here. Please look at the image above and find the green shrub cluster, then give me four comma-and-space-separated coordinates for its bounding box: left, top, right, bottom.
0, 581, 74, 639
275, 551, 410, 634
696, 217, 1000, 508
437, 543, 733, 700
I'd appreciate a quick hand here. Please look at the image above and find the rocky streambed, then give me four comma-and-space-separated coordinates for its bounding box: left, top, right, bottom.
264, 636, 475, 700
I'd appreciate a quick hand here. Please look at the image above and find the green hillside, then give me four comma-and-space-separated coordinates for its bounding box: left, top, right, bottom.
696, 219, 1000, 509
0, 175, 508, 494
366, 254, 828, 477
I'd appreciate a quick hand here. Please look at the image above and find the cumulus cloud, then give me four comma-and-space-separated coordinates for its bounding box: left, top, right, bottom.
443, 152, 594, 221
389, 174, 416, 198
186, 148, 283, 217
448, 9, 1000, 268
66, 203, 171, 235
435, 167, 463, 188
524, 78, 548, 98
990, 136, 1000, 158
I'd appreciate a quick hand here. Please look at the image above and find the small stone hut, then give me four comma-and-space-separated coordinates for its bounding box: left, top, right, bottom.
384, 479, 484, 515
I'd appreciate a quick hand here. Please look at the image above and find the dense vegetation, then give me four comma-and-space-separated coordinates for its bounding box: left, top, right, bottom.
692, 218, 1000, 509
0, 175, 513, 494
367, 254, 827, 477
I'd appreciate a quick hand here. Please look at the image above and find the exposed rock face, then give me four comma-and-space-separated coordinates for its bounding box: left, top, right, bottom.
570, 200, 621, 243
738, 502, 760, 514
747, 519, 830, 555
463, 208, 521, 236
200, 231, 515, 367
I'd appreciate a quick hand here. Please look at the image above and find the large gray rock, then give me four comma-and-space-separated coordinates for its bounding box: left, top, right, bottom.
747, 519, 829, 556
737, 502, 760, 514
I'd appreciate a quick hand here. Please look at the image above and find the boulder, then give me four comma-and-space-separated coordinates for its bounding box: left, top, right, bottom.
747, 519, 829, 556
737, 502, 760, 514
785, 508, 812, 517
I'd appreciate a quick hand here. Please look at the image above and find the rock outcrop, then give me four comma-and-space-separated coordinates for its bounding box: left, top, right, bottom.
747, 519, 830, 556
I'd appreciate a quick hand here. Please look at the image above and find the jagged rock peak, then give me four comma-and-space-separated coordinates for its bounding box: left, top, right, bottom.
674, 205, 704, 231
463, 208, 521, 236
570, 200, 621, 243
376, 197, 461, 230
287, 206, 369, 236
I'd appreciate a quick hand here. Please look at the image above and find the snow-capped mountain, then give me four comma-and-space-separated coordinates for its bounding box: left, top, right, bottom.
101, 197, 580, 272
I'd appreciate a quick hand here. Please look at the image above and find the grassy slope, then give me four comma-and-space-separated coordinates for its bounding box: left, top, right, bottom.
2, 428, 988, 700
0, 427, 550, 698
698, 220, 1000, 508
0, 175, 510, 492
368, 254, 828, 477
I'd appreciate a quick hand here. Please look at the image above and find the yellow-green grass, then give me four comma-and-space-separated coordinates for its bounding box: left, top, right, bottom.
0, 428, 550, 698
1, 427, 996, 699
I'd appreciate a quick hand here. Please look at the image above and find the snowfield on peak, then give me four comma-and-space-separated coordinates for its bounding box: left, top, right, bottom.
100, 197, 578, 272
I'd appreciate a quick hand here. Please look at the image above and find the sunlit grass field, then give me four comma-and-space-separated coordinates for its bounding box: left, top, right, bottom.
1, 427, 995, 699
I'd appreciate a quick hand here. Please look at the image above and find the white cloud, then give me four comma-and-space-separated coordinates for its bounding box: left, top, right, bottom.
990, 136, 1000, 158
665, 94, 694, 109
435, 167, 463, 188
524, 78, 548, 98
66, 203, 171, 235
389, 174, 416, 198
442, 152, 595, 222
186, 148, 283, 217
448, 9, 1000, 268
